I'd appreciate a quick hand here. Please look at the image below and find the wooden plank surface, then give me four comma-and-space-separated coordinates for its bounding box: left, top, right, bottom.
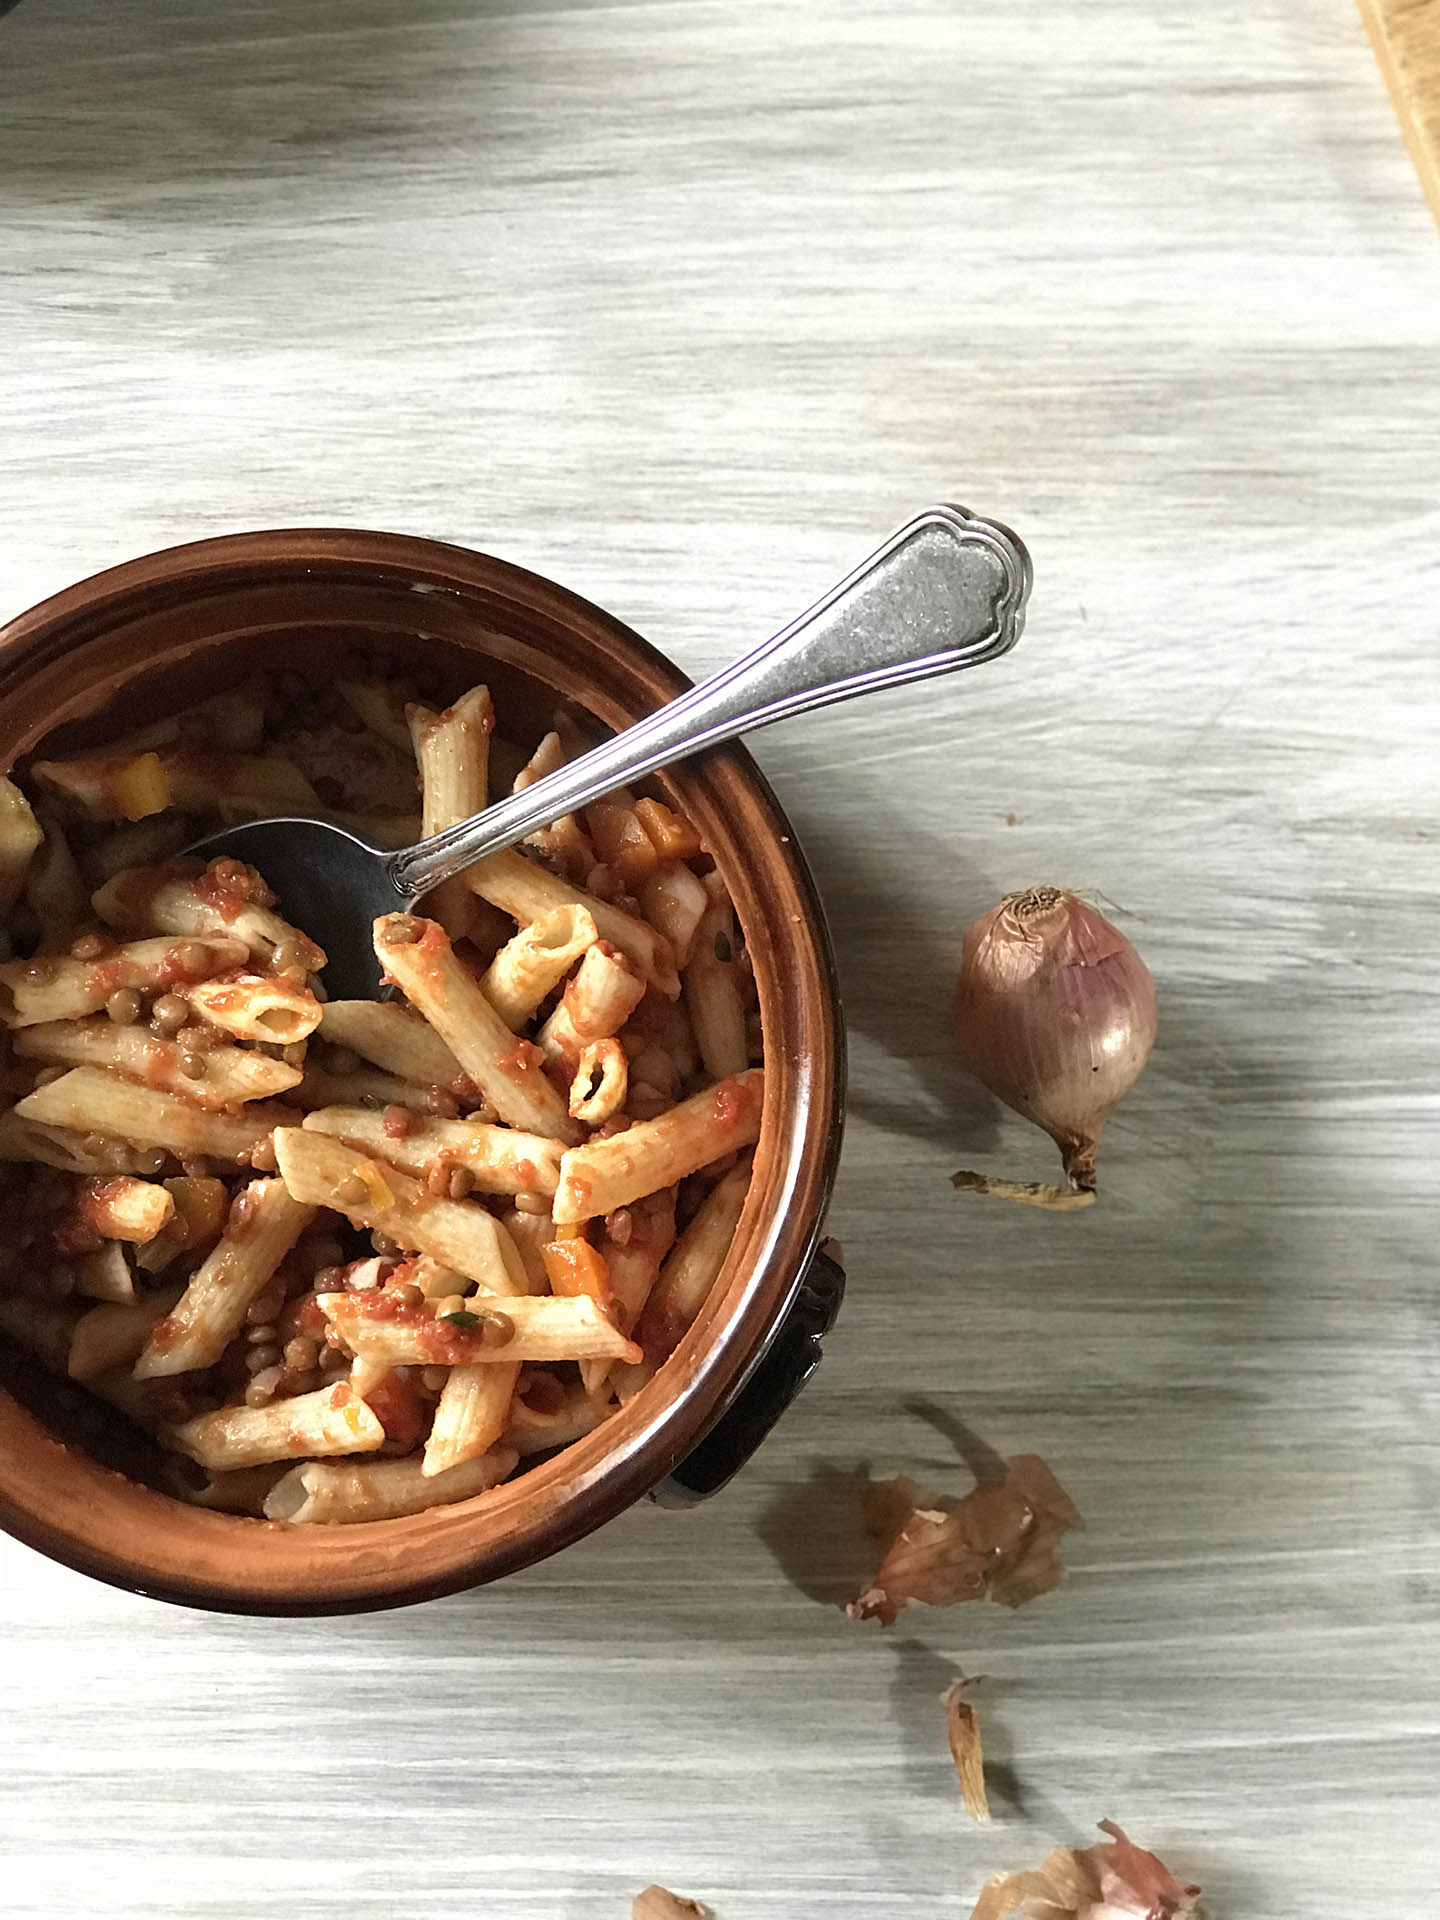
1359, 0, 1440, 225
2, 1, 1439, 1916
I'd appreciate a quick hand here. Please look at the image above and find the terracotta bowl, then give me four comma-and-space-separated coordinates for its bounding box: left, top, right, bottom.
0, 530, 845, 1614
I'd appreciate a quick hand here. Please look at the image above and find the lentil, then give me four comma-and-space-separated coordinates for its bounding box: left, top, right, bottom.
104, 987, 144, 1026
150, 994, 190, 1037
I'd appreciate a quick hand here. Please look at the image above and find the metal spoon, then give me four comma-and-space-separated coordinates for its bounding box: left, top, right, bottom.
191, 504, 1031, 997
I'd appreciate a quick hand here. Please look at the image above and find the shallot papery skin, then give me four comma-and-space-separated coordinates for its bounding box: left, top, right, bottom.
969, 1820, 1201, 1920
955, 888, 1157, 1190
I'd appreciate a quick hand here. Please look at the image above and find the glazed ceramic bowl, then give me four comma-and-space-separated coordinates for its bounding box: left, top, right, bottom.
0, 530, 845, 1614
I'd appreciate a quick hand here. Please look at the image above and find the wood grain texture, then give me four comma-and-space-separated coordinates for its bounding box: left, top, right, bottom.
2, 0, 1440, 1915
1359, 0, 1440, 225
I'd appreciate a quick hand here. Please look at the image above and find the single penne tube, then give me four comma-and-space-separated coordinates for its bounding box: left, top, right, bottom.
0, 775, 44, 911
536, 942, 647, 1070
272, 1128, 530, 1291
569, 1038, 627, 1124
410, 686, 492, 939
14, 1067, 293, 1165
0, 934, 248, 1027
638, 862, 709, 971
166, 1381, 385, 1472
25, 814, 91, 953
502, 1382, 615, 1456
110, 680, 267, 755
28, 750, 171, 823
339, 679, 415, 754
167, 1462, 289, 1514
92, 861, 325, 971
317, 1288, 640, 1367
32, 747, 318, 822
82, 815, 192, 886
639, 1159, 754, 1360
578, 1197, 676, 1396
480, 905, 598, 1029
552, 1069, 764, 1224
0, 1108, 150, 1177
56, 1175, 175, 1249
373, 914, 580, 1142
291, 1067, 447, 1115
301, 1107, 563, 1198
423, 1360, 521, 1477
133, 1179, 315, 1378
75, 1240, 137, 1304
465, 848, 678, 996
510, 729, 594, 876
67, 1284, 184, 1382
184, 973, 322, 1045
264, 1443, 518, 1524
683, 886, 749, 1080
498, 1204, 555, 1294
14, 1018, 304, 1109
319, 999, 466, 1091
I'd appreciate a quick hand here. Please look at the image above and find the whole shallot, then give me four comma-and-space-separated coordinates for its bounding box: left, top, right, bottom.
952, 887, 1156, 1208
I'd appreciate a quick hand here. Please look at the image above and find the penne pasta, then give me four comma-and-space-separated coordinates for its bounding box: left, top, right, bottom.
536, 941, 646, 1071
638, 1159, 754, 1361
424, 1359, 521, 1477
55, 1175, 175, 1249
339, 679, 415, 754
319, 999, 466, 1092
272, 1128, 530, 1291
318, 1288, 640, 1368
464, 848, 678, 996
498, 1204, 555, 1295
410, 685, 492, 941
510, 728, 594, 877
133, 1179, 315, 1378
301, 1106, 563, 1197
552, 1069, 764, 1224
683, 884, 749, 1080
184, 973, 322, 1045
24, 814, 90, 953
264, 1444, 518, 1524
0, 776, 44, 911
74, 1240, 137, 1304
568, 1038, 627, 1124
374, 914, 580, 1143
638, 861, 709, 971
0, 934, 248, 1028
92, 861, 325, 972
0, 1108, 152, 1176
480, 905, 598, 1030
166, 1381, 386, 1472
33, 747, 318, 823
14, 1067, 294, 1165
68, 1285, 184, 1382
111, 681, 267, 756
14, 1018, 303, 1109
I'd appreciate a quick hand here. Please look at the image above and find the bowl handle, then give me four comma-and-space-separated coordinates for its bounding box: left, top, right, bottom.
651, 1240, 847, 1507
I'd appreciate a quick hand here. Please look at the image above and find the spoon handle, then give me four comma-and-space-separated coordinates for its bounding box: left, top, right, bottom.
389, 503, 1031, 900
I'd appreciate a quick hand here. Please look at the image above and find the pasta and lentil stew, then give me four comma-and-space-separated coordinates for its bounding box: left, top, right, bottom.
0, 666, 762, 1524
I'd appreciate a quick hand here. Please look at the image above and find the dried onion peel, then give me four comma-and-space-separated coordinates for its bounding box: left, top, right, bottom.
953, 887, 1156, 1205
848, 1455, 1082, 1626
943, 1676, 990, 1822
969, 1820, 1201, 1920
632, 1889, 709, 1920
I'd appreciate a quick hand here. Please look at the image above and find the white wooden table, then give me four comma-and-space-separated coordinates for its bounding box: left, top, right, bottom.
3, 2, 1439, 1914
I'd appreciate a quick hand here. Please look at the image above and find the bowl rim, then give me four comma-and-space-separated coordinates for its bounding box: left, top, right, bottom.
0, 527, 845, 1613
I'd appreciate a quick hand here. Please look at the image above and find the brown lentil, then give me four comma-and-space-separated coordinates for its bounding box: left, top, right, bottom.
245, 1322, 278, 1346
420, 1365, 449, 1393
370, 1231, 399, 1258
245, 1282, 286, 1326
69, 933, 108, 962
272, 937, 308, 975
513, 1191, 549, 1216
104, 987, 144, 1026
479, 1310, 514, 1348
605, 1207, 634, 1248
283, 1334, 319, 1372
336, 1172, 368, 1207
244, 1341, 283, 1374
446, 1164, 475, 1200
150, 994, 190, 1037
248, 1138, 278, 1173
244, 1366, 284, 1407
394, 1282, 424, 1310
